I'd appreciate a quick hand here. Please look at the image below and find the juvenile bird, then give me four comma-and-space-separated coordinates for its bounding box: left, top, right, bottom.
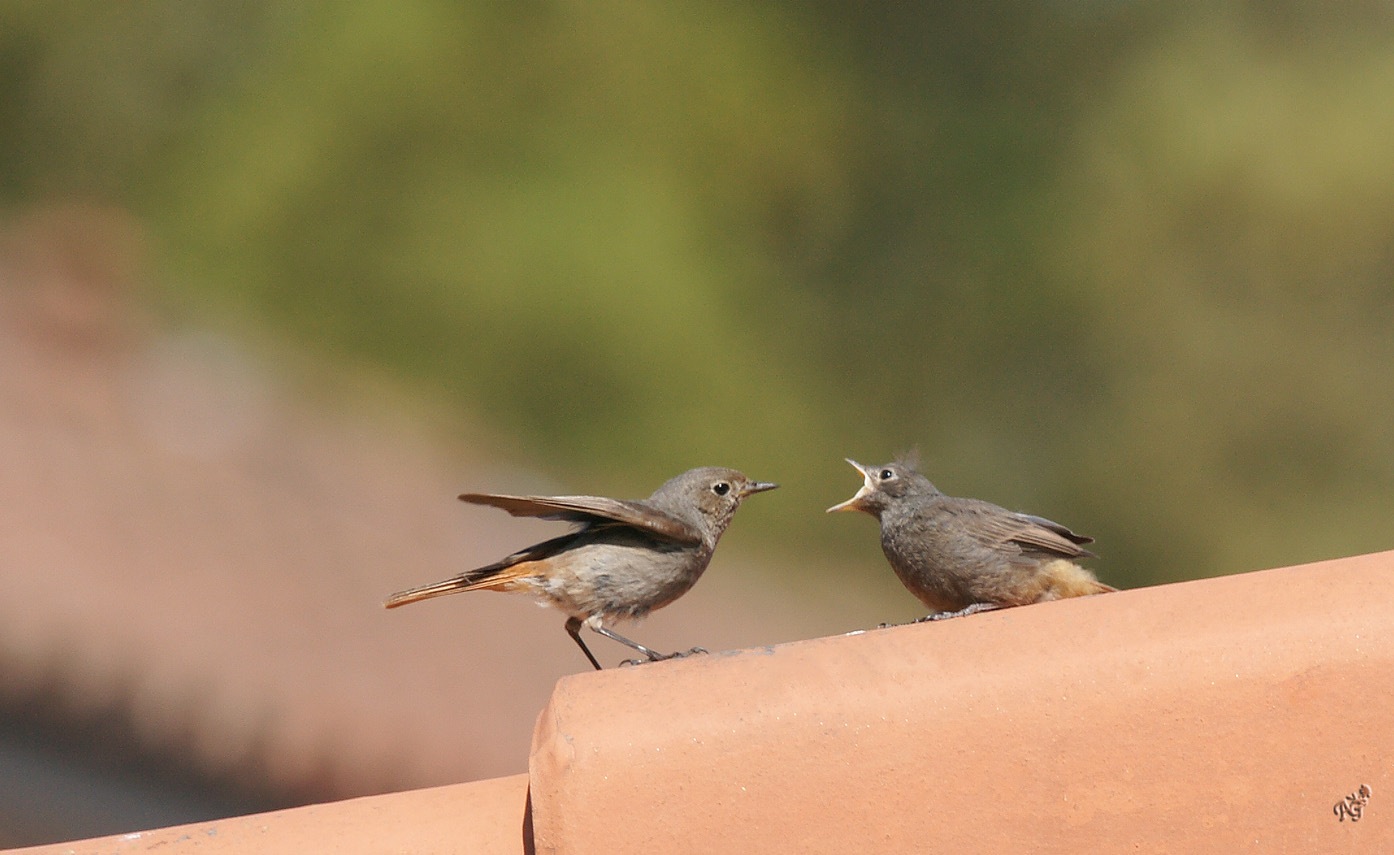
828, 457, 1113, 620
386, 467, 778, 669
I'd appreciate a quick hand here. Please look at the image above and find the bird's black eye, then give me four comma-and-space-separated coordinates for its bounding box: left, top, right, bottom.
879, 469, 895, 480
712, 482, 731, 496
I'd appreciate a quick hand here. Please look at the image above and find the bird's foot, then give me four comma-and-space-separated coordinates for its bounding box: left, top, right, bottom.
914, 603, 1004, 622
618, 647, 709, 667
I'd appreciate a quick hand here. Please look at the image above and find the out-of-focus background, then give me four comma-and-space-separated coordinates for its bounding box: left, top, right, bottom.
3, 1, 1394, 846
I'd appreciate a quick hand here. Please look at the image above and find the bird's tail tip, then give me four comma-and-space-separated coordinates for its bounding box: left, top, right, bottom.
383, 577, 468, 609
1041, 559, 1118, 599
383, 588, 425, 609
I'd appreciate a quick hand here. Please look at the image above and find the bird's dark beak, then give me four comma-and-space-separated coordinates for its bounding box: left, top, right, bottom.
740, 480, 780, 498
826, 459, 874, 514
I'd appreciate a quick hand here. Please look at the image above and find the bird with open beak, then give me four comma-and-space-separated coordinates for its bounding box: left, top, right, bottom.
829, 456, 1114, 620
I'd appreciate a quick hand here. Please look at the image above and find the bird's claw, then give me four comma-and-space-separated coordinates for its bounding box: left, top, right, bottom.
909, 611, 956, 623
617, 647, 708, 667
914, 603, 1003, 623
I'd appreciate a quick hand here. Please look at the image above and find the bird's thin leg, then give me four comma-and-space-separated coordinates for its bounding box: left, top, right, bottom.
590, 623, 709, 667
915, 602, 1005, 622
592, 623, 669, 660
566, 617, 604, 670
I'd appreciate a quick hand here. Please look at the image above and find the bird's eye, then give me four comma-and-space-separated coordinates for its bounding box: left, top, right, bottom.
879, 469, 895, 480
712, 482, 731, 496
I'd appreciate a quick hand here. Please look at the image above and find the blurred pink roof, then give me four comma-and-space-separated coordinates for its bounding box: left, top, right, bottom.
0, 202, 868, 804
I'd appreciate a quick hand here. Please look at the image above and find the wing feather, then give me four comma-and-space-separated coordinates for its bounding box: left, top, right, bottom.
954, 503, 1096, 560
459, 493, 702, 544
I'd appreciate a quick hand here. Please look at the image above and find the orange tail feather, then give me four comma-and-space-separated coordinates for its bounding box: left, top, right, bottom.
384, 563, 535, 608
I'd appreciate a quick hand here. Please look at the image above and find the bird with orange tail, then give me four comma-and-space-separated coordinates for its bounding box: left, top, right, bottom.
386, 467, 777, 669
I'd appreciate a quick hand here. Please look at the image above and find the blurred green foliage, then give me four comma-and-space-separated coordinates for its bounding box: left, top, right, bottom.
5, 1, 1394, 590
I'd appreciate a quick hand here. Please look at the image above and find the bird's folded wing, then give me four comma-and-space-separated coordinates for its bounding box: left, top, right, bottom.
962, 509, 1095, 559
1013, 513, 1094, 546
459, 493, 703, 544
1005, 526, 1096, 559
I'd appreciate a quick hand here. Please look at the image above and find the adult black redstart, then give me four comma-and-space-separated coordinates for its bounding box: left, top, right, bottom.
385, 467, 777, 669
828, 457, 1114, 620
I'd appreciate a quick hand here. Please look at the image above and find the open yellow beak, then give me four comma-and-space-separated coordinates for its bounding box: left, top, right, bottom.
826, 459, 875, 514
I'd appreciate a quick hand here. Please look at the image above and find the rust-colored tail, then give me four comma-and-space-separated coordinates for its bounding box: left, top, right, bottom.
387, 531, 579, 609
384, 563, 531, 609
385, 576, 479, 608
